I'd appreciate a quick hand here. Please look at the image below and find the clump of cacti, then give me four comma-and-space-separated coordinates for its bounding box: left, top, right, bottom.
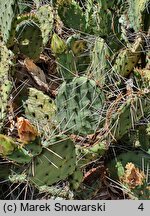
0, 0, 149, 200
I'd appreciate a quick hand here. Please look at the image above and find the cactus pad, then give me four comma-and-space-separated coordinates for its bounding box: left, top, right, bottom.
113, 36, 143, 77
23, 88, 56, 133
56, 76, 105, 135
16, 20, 43, 60
0, 44, 14, 131
89, 37, 111, 85
28, 135, 76, 186
36, 5, 54, 45
128, 0, 149, 32
0, 0, 19, 46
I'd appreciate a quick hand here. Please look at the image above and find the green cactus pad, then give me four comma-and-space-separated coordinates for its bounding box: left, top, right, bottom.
69, 167, 83, 190
139, 124, 150, 151
56, 76, 105, 135
23, 88, 56, 133
91, 7, 112, 37
7, 147, 32, 164
66, 34, 90, 75
85, 0, 114, 36
0, 44, 14, 131
128, 0, 149, 32
28, 135, 76, 186
16, 20, 43, 60
89, 37, 111, 85
57, 0, 86, 31
0, 164, 10, 180
112, 36, 143, 77
0, 0, 19, 47
36, 5, 54, 45
24, 137, 43, 157
56, 51, 77, 80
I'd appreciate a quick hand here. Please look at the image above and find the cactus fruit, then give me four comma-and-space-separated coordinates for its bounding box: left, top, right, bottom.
0, 134, 16, 156
16, 20, 43, 60
56, 76, 105, 135
51, 33, 67, 54
28, 135, 76, 186
23, 88, 56, 133
0, 0, 19, 47
36, 5, 54, 45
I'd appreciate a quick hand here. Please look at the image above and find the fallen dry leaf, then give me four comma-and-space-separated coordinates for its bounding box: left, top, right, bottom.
24, 58, 49, 92
17, 117, 39, 143
120, 162, 145, 189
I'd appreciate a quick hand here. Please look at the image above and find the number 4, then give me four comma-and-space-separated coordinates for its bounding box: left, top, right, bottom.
138, 203, 144, 211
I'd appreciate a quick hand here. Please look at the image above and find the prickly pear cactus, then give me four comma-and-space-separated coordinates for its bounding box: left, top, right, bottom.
16, 20, 43, 60
57, 0, 86, 31
0, 44, 14, 131
56, 76, 105, 135
51, 33, 76, 80
139, 124, 150, 151
0, 0, 19, 47
90, 5, 113, 36
69, 167, 83, 190
28, 135, 76, 186
66, 34, 90, 75
111, 93, 150, 140
36, 5, 54, 45
112, 36, 143, 77
127, 0, 149, 32
23, 88, 56, 133
51, 33, 67, 54
6, 137, 42, 164
7, 147, 32, 164
89, 37, 111, 85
